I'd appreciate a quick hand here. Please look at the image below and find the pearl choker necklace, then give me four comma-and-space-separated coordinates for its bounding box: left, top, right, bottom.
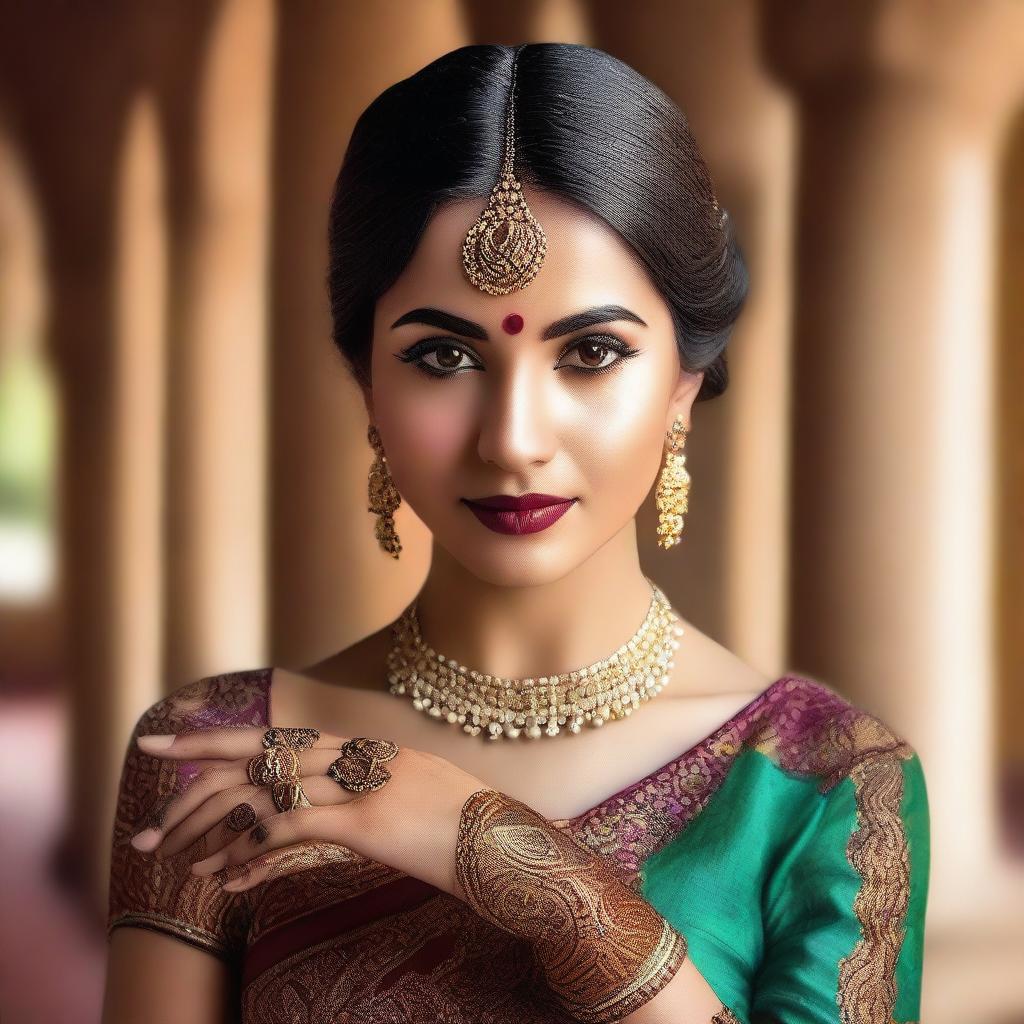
385, 579, 683, 741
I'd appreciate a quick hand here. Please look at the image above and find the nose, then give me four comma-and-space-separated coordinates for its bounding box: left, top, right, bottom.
475, 363, 558, 473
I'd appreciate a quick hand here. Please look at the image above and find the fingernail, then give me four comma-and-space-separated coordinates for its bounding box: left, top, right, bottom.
138, 734, 175, 751
131, 828, 162, 851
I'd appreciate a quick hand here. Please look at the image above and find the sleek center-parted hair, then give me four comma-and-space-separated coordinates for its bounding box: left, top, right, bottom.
326, 42, 747, 403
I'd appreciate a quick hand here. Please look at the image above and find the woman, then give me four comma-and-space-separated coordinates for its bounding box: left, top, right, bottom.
102, 43, 929, 1023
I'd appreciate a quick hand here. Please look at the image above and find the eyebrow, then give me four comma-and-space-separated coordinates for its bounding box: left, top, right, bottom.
389, 304, 648, 341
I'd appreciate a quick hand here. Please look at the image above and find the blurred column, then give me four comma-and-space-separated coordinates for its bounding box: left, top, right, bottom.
996, 113, 1024, 848
34, 119, 123, 911
763, 0, 1024, 927
587, 0, 796, 679
43, 86, 171, 916
270, 2, 467, 665
163, 0, 274, 686
106, 92, 168, 879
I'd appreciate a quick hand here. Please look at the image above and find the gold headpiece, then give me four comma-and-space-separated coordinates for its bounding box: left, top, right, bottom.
461, 47, 547, 295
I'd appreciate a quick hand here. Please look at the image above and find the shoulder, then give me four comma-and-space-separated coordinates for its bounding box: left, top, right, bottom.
115, 667, 273, 831
109, 667, 264, 960
127, 666, 273, 744
749, 677, 930, 1020
739, 672, 923, 795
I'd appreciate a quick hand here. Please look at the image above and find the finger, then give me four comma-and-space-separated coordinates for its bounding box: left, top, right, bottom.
159, 765, 359, 859
133, 763, 249, 850
157, 784, 269, 860
135, 726, 350, 760
191, 779, 352, 878
217, 837, 360, 893
136, 748, 355, 852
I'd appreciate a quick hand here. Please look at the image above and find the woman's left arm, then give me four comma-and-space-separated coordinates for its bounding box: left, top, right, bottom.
749, 748, 930, 1024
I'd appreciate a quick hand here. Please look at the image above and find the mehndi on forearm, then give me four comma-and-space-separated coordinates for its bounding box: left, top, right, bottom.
454, 787, 690, 1023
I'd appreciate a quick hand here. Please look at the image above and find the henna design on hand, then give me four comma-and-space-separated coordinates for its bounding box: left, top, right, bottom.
455, 788, 689, 1024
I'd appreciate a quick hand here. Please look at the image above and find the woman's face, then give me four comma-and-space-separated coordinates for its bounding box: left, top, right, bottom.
367, 189, 703, 586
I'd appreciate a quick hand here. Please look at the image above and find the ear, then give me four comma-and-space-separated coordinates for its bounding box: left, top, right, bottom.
667, 367, 704, 430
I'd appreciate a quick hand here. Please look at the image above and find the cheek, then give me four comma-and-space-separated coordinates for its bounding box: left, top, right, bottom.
414, 409, 466, 459
564, 374, 669, 493
378, 399, 469, 492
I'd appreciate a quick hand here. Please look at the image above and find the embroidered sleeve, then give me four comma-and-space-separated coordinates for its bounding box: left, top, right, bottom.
106, 673, 266, 962
750, 748, 930, 1024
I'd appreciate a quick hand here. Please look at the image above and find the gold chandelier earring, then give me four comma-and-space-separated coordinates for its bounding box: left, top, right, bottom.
367, 424, 402, 559
655, 414, 690, 550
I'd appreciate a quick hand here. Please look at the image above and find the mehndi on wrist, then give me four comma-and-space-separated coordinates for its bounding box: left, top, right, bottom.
455, 787, 689, 1023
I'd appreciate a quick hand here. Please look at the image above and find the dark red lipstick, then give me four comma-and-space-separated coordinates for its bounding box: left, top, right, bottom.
461, 492, 578, 535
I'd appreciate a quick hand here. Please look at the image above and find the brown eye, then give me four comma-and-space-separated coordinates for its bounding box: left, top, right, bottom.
556, 335, 638, 374
575, 341, 611, 368
432, 345, 465, 370
398, 340, 480, 376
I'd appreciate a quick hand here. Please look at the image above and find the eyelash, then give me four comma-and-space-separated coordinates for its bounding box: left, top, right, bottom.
395, 334, 642, 379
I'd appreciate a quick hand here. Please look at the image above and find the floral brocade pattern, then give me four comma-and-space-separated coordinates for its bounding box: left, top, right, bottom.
107, 669, 272, 959
836, 754, 913, 1024
108, 669, 919, 1023
559, 677, 914, 884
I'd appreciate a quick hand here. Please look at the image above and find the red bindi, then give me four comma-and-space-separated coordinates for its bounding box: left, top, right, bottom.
501, 313, 525, 335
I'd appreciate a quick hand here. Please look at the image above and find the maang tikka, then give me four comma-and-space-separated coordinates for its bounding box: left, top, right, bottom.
369, 41, 689, 557
655, 414, 691, 549
461, 46, 547, 295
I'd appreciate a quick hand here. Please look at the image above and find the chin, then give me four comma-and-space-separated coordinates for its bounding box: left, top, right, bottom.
440, 533, 580, 589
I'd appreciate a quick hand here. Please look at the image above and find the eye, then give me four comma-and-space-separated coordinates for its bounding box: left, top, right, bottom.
394, 333, 642, 379
555, 334, 641, 376
395, 338, 481, 378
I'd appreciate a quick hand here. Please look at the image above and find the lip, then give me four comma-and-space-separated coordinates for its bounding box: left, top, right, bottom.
461, 494, 578, 536
464, 492, 575, 511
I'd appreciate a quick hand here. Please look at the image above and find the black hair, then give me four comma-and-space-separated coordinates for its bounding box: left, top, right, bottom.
326, 42, 747, 402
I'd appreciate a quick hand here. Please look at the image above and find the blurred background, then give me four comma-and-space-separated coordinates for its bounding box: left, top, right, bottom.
0, 1, 1022, 1021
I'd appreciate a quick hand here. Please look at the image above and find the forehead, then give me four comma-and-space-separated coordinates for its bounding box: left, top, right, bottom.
375, 189, 667, 328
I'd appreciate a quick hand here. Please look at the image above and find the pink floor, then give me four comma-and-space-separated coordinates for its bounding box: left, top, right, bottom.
0, 695, 106, 1024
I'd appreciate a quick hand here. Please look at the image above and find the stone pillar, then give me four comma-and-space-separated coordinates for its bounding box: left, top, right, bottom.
270, 2, 467, 666
108, 92, 169, 843
163, 0, 274, 686
587, 0, 797, 678
996, 111, 1024, 850
35, 121, 124, 913
762, 0, 1024, 928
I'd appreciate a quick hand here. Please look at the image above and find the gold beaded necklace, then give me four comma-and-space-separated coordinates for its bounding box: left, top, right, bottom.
386, 577, 683, 741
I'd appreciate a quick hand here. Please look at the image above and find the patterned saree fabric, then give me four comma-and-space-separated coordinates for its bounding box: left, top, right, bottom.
107, 668, 929, 1022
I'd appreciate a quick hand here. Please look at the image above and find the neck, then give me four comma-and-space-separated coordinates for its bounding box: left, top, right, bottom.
412, 520, 658, 682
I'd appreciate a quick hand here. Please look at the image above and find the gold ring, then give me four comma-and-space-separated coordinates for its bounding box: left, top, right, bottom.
327, 737, 399, 793
262, 727, 320, 751
247, 745, 301, 787
272, 778, 312, 813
